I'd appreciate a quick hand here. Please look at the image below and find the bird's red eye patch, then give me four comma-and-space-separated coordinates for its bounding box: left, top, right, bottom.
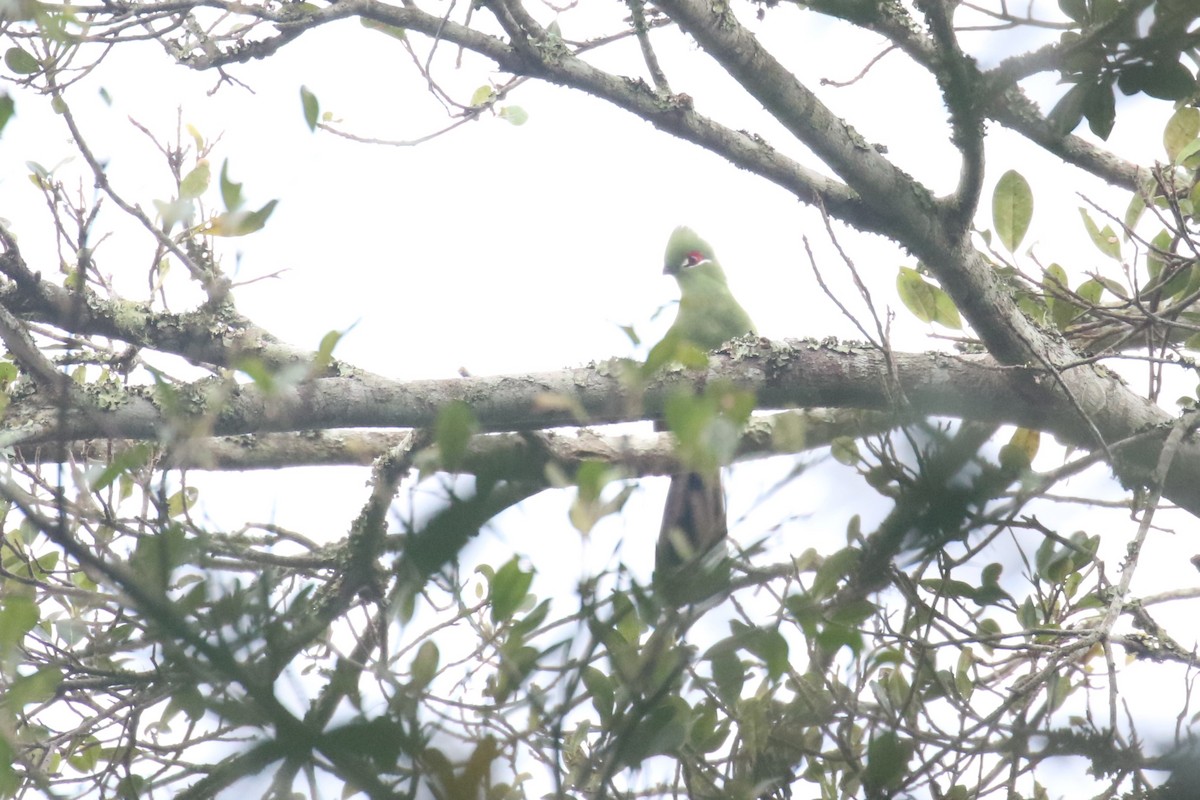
683, 250, 706, 267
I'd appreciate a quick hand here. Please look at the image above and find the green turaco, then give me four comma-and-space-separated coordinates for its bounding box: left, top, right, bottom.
654, 226, 756, 585
660, 226, 755, 354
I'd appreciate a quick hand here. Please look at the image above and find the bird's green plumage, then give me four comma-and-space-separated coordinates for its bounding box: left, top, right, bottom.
662, 226, 755, 350
655, 226, 756, 593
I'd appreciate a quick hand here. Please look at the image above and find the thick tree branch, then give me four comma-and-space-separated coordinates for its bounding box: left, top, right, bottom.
800, 0, 1144, 191
986, 94, 1146, 190
915, 0, 984, 228
1, 339, 1194, 512
0, 342, 1032, 443
657, 0, 944, 242
26, 407, 904, 474
0, 231, 367, 377
834, 0, 1146, 191
643, 2, 1066, 374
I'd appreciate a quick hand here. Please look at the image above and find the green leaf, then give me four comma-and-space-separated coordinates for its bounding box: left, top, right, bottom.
312, 328, 343, 373
360, 16, 407, 40
920, 578, 979, 600
0, 94, 13, 138
569, 462, 631, 535
153, 197, 195, 233
236, 356, 277, 392
470, 85, 495, 107
1163, 107, 1199, 163
1146, 229, 1173, 283
1035, 535, 1074, 585
1057, 0, 1086, 21
167, 486, 198, 517
185, 124, 204, 154
644, 330, 708, 375
1115, 64, 1146, 96
1081, 79, 1115, 140
863, 731, 913, 793
322, 719, 406, 770
2, 667, 62, 708
1047, 82, 1088, 137
489, 557, 534, 624
410, 641, 439, 690
1120, 60, 1197, 102
742, 627, 789, 682
770, 411, 807, 453
616, 696, 689, 767
999, 427, 1039, 472
1181, 138, 1200, 170
178, 160, 210, 200
955, 647, 975, 700
1041, 262, 1070, 293
1159, 261, 1198, 302
1078, 209, 1121, 260
662, 382, 754, 473
435, 400, 478, 471
489, 642, 537, 703
163, 684, 206, 723
573, 460, 610, 504
1058, 33, 1103, 74
4, 47, 39, 74
829, 597, 877, 626
499, 105, 528, 125
1075, 532, 1100, 562
896, 267, 962, 329
1076, 278, 1103, 305
811, 547, 859, 599
897, 267, 936, 322
458, 736, 500, 799
1123, 191, 1146, 236
708, 648, 744, 705
1088, 0, 1121, 25
219, 160, 244, 211
992, 169, 1033, 252
118, 775, 146, 798
977, 617, 1002, 653
830, 436, 860, 465
300, 85, 319, 132
1090, 273, 1127, 299
66, 738, 103, 772
0, 595, 38, 654
606, 591, 642, 648
205, 199, 278, 237
129, 523, 189, 591
581, 666, 614, 724
1046, 672, 1073, 711
33, 551, 58, 578
688, 701, 727, 753
1043, 263, 1079, 330
90, 442, 153, 491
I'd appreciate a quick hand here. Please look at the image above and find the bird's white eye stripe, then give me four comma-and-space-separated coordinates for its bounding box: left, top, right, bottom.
683, 251, 709, 268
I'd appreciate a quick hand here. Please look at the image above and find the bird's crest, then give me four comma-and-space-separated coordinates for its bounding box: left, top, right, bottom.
664, 226, 716, 275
